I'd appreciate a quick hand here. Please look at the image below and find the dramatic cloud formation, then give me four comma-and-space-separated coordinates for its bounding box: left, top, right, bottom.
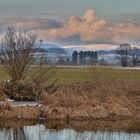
0, 9, 140, 46
35, 9, 140, 45
36, 9, 107, 42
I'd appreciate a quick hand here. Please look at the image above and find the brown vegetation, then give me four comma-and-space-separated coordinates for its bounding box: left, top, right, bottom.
0, 105, 40, 119
42, 80, 139, 107
0, 78, 139, 121
0, 101, 13, 111
0, 84, 6, 100
41, 79, 140, 120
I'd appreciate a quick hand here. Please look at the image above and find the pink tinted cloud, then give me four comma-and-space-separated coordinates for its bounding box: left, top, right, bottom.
33, 9, 140, 44
0, 9, 140, 45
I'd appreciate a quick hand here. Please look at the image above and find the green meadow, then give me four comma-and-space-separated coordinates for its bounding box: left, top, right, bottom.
0, 67, 140, 82
55, 67, 140, 82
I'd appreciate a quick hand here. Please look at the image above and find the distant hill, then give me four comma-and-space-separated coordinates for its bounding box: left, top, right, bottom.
41, 43, 61, 49
40, 43, 66, 54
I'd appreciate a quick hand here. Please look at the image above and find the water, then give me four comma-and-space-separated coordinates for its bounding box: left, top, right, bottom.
0, 123, 140, 140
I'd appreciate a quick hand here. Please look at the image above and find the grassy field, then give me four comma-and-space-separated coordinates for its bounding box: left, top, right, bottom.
54, 67, 140, 83
0, 67, 140, 82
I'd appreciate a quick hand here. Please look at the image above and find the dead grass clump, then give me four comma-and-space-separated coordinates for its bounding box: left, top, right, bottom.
0, 92, 6, 101
42, 92, 93, 107
0, 102, 13, 111
0, 82, 7, 101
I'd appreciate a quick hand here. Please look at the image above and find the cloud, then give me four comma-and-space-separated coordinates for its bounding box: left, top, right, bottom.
36, 9, 106, 42
111, 23, 140, 42
0, 18, 62, 34
15, 19, 62, 31
0, 9, 140, 46
33, 9, 140, 45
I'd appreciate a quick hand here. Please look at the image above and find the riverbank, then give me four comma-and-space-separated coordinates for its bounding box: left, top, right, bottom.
0, 79, 140, 121
0, 95, 138, 121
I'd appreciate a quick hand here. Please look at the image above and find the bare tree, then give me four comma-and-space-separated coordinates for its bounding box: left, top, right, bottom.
0, 27, 40, 84
116, 43, 132, 67
0, 27, 57, 100
131, 47, 140, 67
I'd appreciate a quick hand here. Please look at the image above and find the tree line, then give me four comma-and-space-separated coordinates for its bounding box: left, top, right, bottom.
72, 50, 98, 65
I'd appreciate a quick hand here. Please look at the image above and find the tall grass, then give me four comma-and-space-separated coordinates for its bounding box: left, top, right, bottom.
42, 79, 139, 109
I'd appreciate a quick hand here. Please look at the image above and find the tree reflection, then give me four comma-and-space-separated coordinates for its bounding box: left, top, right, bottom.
13, 128, 27, 140
1, 127, 27, 140
0, 125, 139, 140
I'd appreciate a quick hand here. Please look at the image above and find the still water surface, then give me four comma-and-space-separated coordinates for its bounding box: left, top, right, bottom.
0, 124, 140, 140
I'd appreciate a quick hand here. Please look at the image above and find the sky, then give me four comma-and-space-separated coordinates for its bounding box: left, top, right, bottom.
0, 0, 140, 48
0, 0, 140, 21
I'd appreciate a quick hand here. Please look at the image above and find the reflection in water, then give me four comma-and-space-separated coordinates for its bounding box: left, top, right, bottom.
0, 124, 140, 140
